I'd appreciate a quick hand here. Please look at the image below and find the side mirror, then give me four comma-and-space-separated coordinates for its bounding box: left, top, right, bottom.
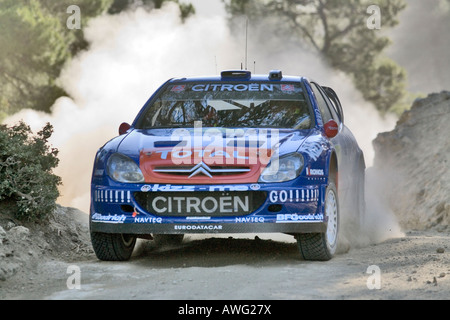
324, 120, 339, 138
119, 122, 131, 135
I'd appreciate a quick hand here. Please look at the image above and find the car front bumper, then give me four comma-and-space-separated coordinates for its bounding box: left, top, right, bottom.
89, 183, 328, 235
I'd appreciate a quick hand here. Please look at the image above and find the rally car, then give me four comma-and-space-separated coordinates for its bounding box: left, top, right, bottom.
89, 70, 365, 261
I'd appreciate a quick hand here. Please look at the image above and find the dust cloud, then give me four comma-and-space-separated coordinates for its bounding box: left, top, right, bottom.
387, 0, 450, 93
4, 2, 402, 246
6, 3, 240, 212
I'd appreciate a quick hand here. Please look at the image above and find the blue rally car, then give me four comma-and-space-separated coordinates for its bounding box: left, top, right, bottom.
90, 70, 365, 261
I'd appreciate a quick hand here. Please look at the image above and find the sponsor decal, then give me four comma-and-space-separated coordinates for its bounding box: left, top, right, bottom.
91, 213, 126, 223
141, 184, 196, 192
300, 137, 324, 161
208, 185, 249, 192
174, 225, 223, 230
171, 85, 186, 92
140, 184, 253, 192
276, 213, 324, 223
268, 189, 319, 203
235, 217, 265, 223
94, 190, 131, 203
191, 83, 274, 92
156, 149, 250, 160
306, 167, 324, 176
151, 195, 250, 215
186, 216, 211, 220
134, 217, 162, 224
250, 184, 260, 190
281, 84, 295, 91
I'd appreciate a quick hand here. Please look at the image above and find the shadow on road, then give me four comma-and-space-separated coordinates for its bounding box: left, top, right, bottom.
131, 236, 302, 268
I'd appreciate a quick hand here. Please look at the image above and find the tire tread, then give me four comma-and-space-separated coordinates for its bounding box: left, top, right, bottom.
91, 232, 135, 261
297, 233, 333, 261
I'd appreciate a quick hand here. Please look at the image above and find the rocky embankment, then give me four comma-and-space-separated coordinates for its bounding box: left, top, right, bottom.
373, 91, 450, 231
0, 205, 92, 282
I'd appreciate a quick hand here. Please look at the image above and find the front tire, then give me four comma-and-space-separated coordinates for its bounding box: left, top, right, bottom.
91, 232, 137, 261
296, 182, 339, 261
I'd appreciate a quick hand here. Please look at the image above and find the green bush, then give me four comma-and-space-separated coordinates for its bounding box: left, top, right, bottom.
0, 121, 61, 221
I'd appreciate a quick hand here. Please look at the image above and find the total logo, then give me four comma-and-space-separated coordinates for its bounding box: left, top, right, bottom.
155, 149, 250, 161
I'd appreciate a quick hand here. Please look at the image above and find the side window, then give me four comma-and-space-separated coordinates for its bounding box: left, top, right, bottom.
311, 83, 332, 123
318, 86, 341, 125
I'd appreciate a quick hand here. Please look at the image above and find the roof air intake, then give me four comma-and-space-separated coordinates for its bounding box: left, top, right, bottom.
269, 70, 283, 80
221, 70, 251, 80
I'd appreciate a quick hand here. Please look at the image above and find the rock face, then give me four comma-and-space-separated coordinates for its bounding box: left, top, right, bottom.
0, 205, 92, 282
373, 91, 450, 231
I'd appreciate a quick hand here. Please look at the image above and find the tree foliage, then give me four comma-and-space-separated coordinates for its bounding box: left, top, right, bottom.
0, 0, 195, 120
0, 0, 196, 219
0, 0, 113, 118
108, 0, 195, 21
0, 121, 61, 220
224, 0, 407, 114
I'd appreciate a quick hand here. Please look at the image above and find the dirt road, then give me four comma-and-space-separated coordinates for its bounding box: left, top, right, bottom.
2, 230, 449, 300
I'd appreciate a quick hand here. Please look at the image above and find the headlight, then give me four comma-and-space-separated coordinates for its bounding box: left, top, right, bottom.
258, 153, 304, 183
107, 153, 145, 183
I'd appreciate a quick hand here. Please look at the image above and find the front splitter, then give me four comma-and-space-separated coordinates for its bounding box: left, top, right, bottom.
90, 221, 327, 235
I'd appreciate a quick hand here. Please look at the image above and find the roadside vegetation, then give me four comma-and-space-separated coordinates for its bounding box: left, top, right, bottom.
0, 121, 60, 220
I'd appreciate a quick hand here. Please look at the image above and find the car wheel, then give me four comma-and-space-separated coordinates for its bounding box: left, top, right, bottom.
153, 234, 184, 246
91, 232, 137, 261
296, 182, 339, 261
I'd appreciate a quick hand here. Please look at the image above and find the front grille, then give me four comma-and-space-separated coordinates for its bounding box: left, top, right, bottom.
153, 165, 250, 177
134, 191, 267, 217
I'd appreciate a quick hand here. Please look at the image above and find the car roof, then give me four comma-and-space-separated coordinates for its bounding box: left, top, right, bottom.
167, 70, 309, 84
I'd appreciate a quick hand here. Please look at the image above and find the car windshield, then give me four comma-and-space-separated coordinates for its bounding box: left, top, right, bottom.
136, 81, 312, 129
